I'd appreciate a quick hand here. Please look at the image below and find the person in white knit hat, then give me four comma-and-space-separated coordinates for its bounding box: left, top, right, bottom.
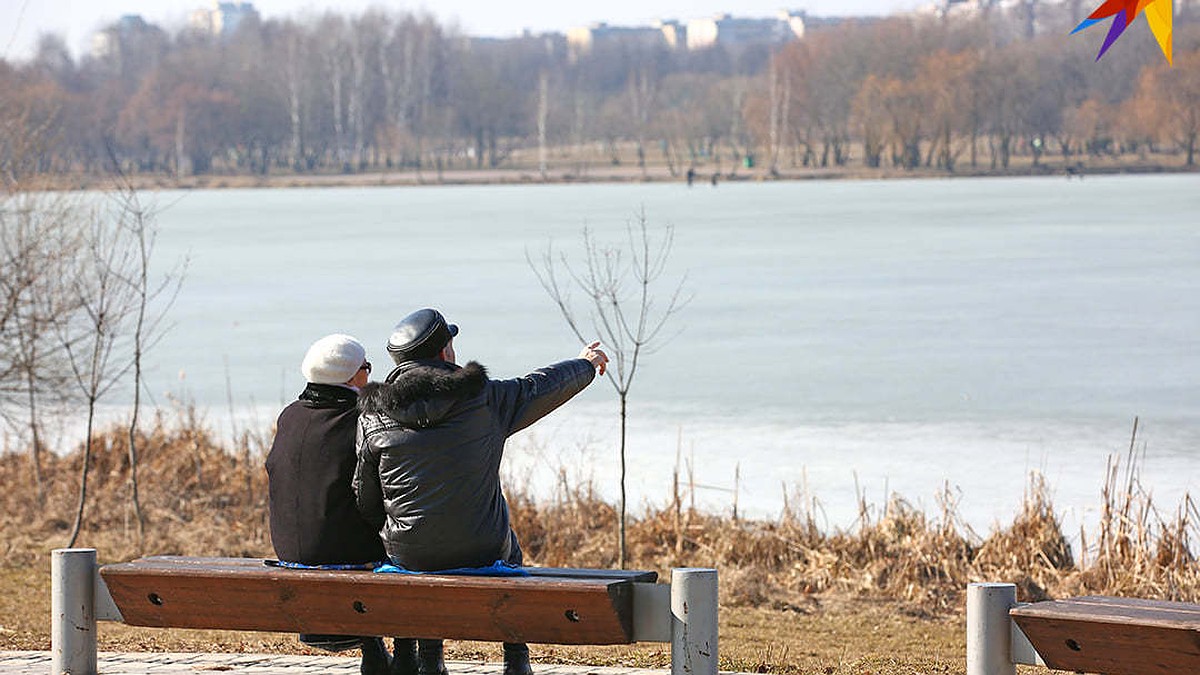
266, 334, 395, 675
299, 333, 372, 387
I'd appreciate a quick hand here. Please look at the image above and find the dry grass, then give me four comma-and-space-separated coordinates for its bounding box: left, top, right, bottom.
1, 412, 1197, 672
0, 407, 273, 567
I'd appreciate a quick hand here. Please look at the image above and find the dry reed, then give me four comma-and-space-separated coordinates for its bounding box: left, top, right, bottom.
3, 411, 1198, 615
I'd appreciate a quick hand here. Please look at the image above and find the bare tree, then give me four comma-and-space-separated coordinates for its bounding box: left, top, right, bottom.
529, 212, 688, 568
0, 193, 84, 501
1134, 50, 1200, 166
765, 57, 791, 175
106, 178, 185, 548
346, 15, 373, 170
320, 14, 351, 169
627, 68, 656, 177
0, 86, 86, 503
59, 210, 140, 548
281, 22, 309, 171
852, 74, 890, 168
537, 69, 549, 180
3, 86, 181, 543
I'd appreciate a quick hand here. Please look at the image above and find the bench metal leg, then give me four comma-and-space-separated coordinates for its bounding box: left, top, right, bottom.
52, 548, 99, 675
967, 582, 1017, 675
670, 568, 718, 675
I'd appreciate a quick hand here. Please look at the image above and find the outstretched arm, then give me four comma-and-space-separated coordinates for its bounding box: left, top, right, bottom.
492, 343, 608, 435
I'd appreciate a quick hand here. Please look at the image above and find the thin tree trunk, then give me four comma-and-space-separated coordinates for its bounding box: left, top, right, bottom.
68, 399, 96, 547
349, 33, 367, 169
331, 47, 346, 168
288, 82, 302, 170
538, 70, 549, 180
128, 219, 150, 547
768, 61, 779, 173
573, 90, 587, 176
128, 356, 145, 547
778, 77, 790, 174
174, 110, 186, 177
25, 367, 44, 503
618, 394, 628, 569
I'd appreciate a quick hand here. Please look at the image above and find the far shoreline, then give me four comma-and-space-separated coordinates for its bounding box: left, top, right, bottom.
30, 155, 1199, 192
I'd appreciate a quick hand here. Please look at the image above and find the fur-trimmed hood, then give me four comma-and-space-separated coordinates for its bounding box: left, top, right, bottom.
358, 360, 488, 428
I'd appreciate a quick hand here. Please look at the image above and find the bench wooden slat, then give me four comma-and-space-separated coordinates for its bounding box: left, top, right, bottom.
136, 556, 269, 567
525, 567, 657, 583
134, 557, 658, 583
101, 559, 642, 645
1011, 596, 1200, 675
1029, 595, 1200, 621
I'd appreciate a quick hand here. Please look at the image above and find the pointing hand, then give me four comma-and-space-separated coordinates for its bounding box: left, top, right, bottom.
579, 341, 608, 376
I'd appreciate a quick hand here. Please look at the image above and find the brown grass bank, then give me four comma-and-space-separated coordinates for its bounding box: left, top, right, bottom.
1, 413, 1196, 672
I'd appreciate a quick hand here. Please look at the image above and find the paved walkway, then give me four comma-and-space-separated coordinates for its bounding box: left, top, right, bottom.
0, 652, 686, 675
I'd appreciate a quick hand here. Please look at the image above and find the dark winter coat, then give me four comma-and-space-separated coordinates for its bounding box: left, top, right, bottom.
266, 383, 386, 566
354, 358, 595, 571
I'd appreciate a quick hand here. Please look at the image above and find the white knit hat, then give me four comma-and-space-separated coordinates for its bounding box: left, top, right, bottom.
301, 334, 367, 385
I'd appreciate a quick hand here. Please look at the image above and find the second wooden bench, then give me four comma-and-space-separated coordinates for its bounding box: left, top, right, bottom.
966, 582, 1200, 675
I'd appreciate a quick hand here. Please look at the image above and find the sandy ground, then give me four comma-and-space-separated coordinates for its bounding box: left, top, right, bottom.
40, 153, 1196, 192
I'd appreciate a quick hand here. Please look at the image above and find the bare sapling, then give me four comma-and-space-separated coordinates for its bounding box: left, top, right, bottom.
529, 209, 688, 567
107, 175, 185, 549
58, 212, 141, 547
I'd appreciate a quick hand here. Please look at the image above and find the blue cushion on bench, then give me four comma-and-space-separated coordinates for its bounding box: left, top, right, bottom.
374, 559, 529, 577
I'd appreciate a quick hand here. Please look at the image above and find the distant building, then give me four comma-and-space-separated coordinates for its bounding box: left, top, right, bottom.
90, 14, 167, 61
568, 10, 820, 56
566, 22, 668, 55
189, 1, 261, 38
654, 19, 687, 50
685, 10, 806, 50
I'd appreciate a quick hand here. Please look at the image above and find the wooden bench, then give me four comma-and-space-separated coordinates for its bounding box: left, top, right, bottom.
52, 549, 718, 675
966, 582, 1200, 675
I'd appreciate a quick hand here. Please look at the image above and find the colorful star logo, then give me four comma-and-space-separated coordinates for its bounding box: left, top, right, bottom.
1072, 0, 1173, 64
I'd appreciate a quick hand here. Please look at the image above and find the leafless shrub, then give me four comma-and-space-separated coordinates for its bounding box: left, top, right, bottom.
528, 210, 688, 567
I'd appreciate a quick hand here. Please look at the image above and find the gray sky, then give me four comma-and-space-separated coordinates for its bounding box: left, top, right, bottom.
2, 0, 919, 62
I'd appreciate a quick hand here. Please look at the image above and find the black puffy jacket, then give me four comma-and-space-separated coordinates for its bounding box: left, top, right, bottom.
353, 358, 595, 570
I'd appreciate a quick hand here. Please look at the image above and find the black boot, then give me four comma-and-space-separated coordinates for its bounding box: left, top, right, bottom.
503, 643, 533, 675
361, 637, 391, 675
391, 638, 418, 675
417, 639, 448, 675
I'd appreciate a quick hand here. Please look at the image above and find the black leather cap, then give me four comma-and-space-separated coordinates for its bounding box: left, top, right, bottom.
386, 308, 459, 365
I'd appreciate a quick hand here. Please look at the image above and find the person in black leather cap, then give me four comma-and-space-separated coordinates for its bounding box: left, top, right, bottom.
354, 308, 608, 675
265, 334, 394, 675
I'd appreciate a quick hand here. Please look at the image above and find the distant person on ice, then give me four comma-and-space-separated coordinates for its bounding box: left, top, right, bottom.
354, 308, 608, 675
265, 334, 394, 675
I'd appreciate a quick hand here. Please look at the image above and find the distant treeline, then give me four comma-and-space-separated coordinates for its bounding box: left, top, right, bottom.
1, 6, 1199, 182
